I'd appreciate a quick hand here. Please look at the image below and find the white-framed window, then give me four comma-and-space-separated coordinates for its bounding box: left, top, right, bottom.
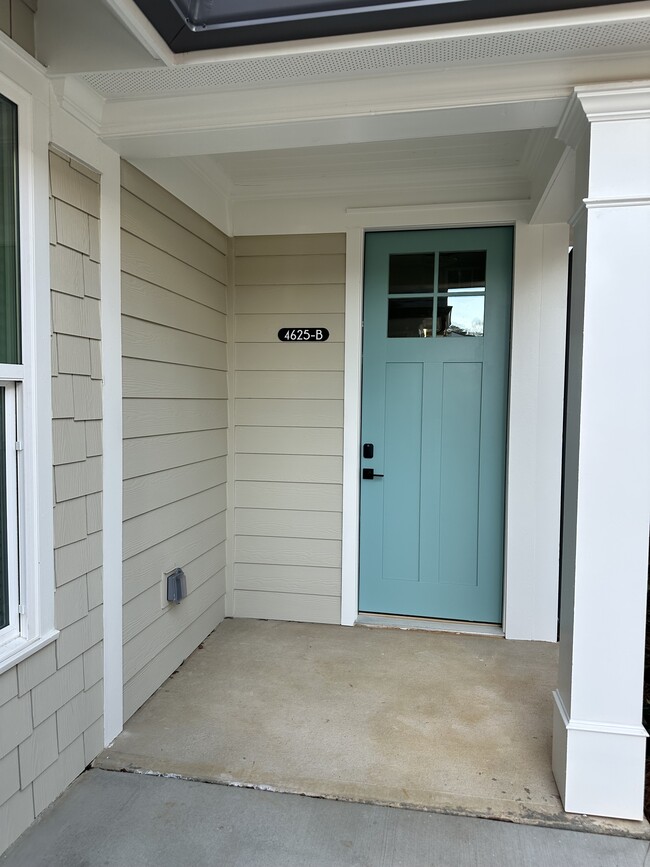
0, 91, 22, 647
0, 58, 56, 673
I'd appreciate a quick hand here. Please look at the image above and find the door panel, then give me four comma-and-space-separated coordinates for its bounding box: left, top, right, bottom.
382, 362, 423, 581
359, 227, 512, 623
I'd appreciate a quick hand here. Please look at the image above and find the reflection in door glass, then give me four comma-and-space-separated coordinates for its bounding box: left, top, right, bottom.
437, 295, 484, 337
388, 298, 434, 338
388, 252, 435, 294
439, 251, 486, 293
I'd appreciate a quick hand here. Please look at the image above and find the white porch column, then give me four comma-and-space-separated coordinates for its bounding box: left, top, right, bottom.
552, 83, 650, 820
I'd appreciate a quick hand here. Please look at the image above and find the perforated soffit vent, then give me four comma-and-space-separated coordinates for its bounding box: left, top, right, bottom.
81, 18, 650, 99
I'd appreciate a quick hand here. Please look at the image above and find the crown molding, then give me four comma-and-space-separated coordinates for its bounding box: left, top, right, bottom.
575, 80, 650, 121
50, 76, 105, 135
557, 81, 650, 148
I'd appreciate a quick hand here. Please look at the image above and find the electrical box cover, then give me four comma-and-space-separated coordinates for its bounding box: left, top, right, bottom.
166, 568, 187, 604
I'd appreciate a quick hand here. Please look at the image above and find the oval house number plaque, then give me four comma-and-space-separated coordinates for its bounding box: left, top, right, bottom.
278, 328, 330, 342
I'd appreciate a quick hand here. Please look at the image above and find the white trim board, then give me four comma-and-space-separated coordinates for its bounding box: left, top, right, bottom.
50, 93, 124, 746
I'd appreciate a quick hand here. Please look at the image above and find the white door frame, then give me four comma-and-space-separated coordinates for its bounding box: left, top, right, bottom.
340, 202, 568, 642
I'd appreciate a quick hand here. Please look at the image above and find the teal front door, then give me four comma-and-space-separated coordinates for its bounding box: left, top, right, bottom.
359, 227, 512, 623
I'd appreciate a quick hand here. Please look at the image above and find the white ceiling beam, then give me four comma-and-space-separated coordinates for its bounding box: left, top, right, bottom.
102, 98, 566, 158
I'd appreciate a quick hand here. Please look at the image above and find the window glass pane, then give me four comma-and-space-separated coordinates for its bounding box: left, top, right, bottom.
439, 251, 486, 293
388, 252, 435, 295
438, 295, 485, 337
0, 388, 8, 630
0, 95, 20, 365
388, 298, 433, 338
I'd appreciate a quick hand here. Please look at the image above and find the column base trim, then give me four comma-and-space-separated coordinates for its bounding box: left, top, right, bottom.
553, 690, 647, 821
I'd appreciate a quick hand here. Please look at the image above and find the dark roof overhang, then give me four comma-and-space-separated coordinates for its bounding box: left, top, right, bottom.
132, 1, 639, 53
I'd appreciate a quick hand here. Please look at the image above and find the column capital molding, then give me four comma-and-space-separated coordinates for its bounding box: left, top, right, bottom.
556, 82, 650, 149
575, 81, 650, 122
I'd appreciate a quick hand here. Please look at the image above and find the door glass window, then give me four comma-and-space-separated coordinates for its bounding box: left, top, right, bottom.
438, 251, 486, 293
386, 248, 487, 338
437, 250, 486, 338
387, 252, 436, 338
388, 298, 434, 338
437, 295, 484, 337
388, 252, 435, 294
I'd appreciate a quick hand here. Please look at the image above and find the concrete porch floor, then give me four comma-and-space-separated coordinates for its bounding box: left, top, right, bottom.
96, 619, 648, 838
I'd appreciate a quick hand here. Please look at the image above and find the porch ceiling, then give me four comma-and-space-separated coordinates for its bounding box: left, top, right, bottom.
38, 2, 648, 224
194, 128, 538, 200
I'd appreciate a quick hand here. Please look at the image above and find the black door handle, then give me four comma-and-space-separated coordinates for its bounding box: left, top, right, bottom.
362, 468, 384, 480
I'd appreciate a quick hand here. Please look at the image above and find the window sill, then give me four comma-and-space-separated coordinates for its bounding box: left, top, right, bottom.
0, 629, 59, 675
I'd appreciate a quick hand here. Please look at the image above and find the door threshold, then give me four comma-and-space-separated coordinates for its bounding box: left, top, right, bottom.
356, 612, 504, 637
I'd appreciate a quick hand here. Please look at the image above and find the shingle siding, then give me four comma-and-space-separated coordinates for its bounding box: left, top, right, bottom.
0, 150, 104, 855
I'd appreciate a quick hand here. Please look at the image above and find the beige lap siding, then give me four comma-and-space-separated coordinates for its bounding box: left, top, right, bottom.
121, 163, 228, 721
233, 234, 345, 624
0, 150, 103, 854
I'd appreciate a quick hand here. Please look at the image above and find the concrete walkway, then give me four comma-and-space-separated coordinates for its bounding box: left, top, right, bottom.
1, 770, 648, 867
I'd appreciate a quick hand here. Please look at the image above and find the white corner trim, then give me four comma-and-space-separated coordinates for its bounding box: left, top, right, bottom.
49, 94, 124, 745
99, 154, 124, 745
50, 76, 105, 135
340, 227, 363, 626
225, 240, 236, 618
